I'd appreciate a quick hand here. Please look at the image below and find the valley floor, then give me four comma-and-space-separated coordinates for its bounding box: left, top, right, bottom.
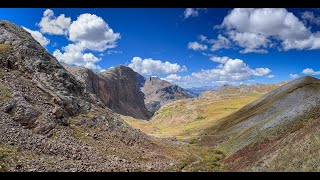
123, 78, 320, 172
122, 91, 268, 171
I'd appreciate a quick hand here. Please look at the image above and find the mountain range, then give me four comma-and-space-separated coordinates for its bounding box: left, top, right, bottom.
1, 20, 320, 172
64, 64, 193, 120
0, 20, 185, 171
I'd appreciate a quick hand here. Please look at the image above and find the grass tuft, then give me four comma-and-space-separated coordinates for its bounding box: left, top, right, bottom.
0, 44, 13, 55
0, 83, 12, 101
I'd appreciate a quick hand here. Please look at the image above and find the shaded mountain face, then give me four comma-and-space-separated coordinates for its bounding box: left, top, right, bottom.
200, 76, 320, 171
99, 66, 154, 119
141, 77, 194, 113
0, 20, 177, 171
66, 66, 193, 119
64, 65, 153, 120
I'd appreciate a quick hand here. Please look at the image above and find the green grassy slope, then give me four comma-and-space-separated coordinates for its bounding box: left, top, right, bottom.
199, 76, 320, 171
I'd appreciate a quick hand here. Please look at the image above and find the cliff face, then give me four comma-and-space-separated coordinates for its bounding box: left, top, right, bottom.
66, 65, 194, 119
65, 65, 153, 120
141, 77, 194, 113
98, 66, 153, 120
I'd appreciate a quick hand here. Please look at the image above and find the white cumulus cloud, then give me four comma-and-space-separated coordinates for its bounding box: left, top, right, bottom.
197, 34, 231, 51
128, 57, 187, 75
289, 74, 300, 79
188, 41, 208, 51
210, 34, 231, 51
281, 33, 320, 51
209, 56, 230, 64
44, 10, 121, 72
68, 13, 121, 52
302, 68, 320, 75
53, 43, 102, 71
221, 8, 310, 40
227, 31, 270, 53
203, 8, 320, 53
266, 74, 275, 78
252, 68, 272, 76
183, 8, 206, 19
163, 56, 272, 86
22, 27, 50, 47
301, 11, 320, 26
162, 74, 182, 83
38, 9, 71, 35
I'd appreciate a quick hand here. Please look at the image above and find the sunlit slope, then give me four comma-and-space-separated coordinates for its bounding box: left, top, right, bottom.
200, 76, 320, 171
122, 83, 280, 140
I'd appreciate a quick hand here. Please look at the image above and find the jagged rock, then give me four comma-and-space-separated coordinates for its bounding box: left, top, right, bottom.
0, 20, 101, 117
51, 105, 64, 119
3, 96, 40, 127
0, 20, 182, 172
141, 77, 194, 113
65, 65, 193, 119
64, 65, 153, 120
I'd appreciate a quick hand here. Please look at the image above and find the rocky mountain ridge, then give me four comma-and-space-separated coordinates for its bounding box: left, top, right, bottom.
64, 65, 153, 120
200, 76, 320, 171
65, 65, 193, 119
0, 20, 179, 172
141, 76, 194, 113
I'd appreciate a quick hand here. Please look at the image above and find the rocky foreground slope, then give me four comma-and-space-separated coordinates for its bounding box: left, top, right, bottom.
0, 20, 181, 172
199, 76, 320, 171
65, 65, 193, 119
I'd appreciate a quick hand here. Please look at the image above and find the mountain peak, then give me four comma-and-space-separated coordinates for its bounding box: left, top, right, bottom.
294, 75, 319, 83
0, 20, 102, 123
0, 20, 38, 46
113, 65, 133, 71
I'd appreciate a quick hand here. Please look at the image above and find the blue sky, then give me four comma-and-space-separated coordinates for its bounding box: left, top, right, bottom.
1, 8, 320, 88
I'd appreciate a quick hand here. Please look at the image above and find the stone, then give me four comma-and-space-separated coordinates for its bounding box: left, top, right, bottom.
0, 20, 173, 172
52, 106, 64, 118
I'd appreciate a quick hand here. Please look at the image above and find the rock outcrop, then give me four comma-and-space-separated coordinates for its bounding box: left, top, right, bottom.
64, 65, 153, 120
0, 20, 178, 172
65, 65, 193, 119
99, 66, 153, 119
0, 20, 103, 132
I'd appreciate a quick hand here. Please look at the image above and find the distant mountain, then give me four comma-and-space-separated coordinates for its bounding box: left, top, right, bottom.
64, 65, 153, 120
187, 83, 289, 98
141, 77, 194, 113
185, 86, 218, 97
65, 65, 193, 119
131, 81, 281, 139
199, 82, 287, 99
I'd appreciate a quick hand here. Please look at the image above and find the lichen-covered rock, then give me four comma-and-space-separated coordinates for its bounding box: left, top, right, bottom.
0, 20, 101, 117
0, 20, 178, 172
51, 106, 64, 119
